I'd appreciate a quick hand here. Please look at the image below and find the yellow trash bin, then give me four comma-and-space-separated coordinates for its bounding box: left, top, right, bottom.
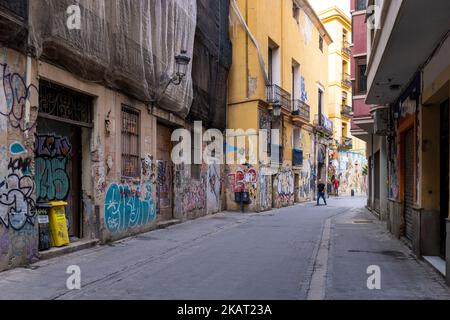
48, 201, 70, 247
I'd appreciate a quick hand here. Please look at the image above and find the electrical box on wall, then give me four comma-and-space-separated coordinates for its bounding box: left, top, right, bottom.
374, 108, 389, 136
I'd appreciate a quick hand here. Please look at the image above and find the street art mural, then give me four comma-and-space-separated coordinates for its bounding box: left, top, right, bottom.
228, 165, 258, 193
329, 151, 368, 196
104, 153, 157, 233
34, 134, 72, 202
104, 182, 156, 233
273, 170, 295, 207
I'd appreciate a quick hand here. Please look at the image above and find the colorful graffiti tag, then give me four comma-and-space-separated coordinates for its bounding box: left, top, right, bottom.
104, 182, 156, 233
228, 165, 258, 193
0, 143, 36, 231
34, 134, 72, 202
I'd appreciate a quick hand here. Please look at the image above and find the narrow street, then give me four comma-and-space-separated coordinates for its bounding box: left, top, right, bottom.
0, 197, 448, 300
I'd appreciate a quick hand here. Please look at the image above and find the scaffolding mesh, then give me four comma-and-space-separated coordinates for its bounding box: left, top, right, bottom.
29, 0, 197, 116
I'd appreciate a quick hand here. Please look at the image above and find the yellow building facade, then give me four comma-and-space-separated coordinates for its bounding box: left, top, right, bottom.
317, 6, 368, 196
227, 0, 332, 211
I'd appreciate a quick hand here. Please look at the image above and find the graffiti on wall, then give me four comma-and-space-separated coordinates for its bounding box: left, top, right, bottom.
329, 151, 368, 196
274, 170, 294, 207
298, 160, 314, 200
207, 164, 221, 213
183, 182, 206, 213
0, 63, 38, 132
228, 165, 257, 193
156, 160, 172, 214
104, 153, 157, 233
259, 173, 271, 211
0, 145, 36, 231
34, 134, 72, 202
104, 182, 156, 233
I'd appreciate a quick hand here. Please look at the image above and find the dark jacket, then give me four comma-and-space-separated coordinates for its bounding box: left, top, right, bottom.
318, 183, 325, 193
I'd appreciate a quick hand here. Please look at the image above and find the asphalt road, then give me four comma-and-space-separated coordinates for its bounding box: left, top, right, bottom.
0, 196, 449, 300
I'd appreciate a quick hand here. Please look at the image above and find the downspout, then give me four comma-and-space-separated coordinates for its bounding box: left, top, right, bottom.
230, 0, 269, 85
24, 1, 32, 138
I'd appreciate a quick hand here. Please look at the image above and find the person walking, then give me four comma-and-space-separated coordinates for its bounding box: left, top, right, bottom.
317, 180, 327, 206
334, 178, 340, 197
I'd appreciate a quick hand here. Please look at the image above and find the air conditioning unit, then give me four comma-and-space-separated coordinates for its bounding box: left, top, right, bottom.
373, 108, 389, 136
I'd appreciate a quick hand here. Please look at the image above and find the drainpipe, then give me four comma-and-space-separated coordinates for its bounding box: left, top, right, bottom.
24, 1, 32, 139
24, 54, 32, 138
230, 0, 269, 85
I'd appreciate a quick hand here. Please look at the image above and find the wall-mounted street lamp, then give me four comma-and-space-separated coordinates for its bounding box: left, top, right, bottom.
272, 103, 282, 118
172, 50, 191, 85
148, 50, 191, 112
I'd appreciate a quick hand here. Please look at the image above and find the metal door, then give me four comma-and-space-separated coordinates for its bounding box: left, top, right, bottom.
374, 151, 380, 212
403, 129, 414, 243
35, 118, 82, 238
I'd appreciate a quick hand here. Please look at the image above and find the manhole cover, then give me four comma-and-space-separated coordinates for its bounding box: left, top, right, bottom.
352, 220, 374, 224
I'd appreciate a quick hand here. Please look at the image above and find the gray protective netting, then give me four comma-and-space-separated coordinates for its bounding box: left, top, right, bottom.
188, 0, 231, 130
29, 0, 197, 116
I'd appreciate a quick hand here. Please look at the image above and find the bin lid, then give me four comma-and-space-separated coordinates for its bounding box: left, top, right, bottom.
36, 202, 52, 208
48, 201, 68, 207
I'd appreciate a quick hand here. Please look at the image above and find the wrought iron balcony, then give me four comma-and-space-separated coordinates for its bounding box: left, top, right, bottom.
342, 73, 352, 88
292, 100, 310, 123
339, 137, 353, 150
314, 114, 334, 136
341, 105, 353, 117
342, 41, 351, 56
267, 84, 292, 113
293, 148, 303, 167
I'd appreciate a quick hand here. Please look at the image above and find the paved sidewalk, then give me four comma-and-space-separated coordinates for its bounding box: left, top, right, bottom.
325, 202, 450, 300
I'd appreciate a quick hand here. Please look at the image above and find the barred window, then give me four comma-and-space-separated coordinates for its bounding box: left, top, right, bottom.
121, 105, 140, 178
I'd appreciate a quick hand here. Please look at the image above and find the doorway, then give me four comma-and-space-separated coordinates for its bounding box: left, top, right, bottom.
35, 119, 82, 238
440, 99, 449, 259
36, 80, 92, 240
156, 123, 174, 221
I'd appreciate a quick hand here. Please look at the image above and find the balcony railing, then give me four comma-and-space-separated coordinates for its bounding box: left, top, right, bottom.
339, 137, 353, 150
267, 84, 292, 113
341, 105, 353, 117
292, 99, 310, 122
342, 41, 351, 56
293, 148, 303, 167
314, 114, 334, 135
0, 0, 28, 20
341, 73, 352, 88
